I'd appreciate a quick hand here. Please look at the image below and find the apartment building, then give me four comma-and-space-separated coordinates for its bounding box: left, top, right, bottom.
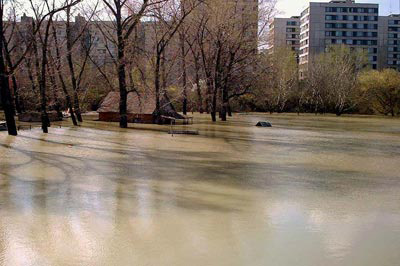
15, 14, 120, 66
378, 14, 400, 70
299, 0, 379, 76
186, 0, 259, 51
268, 16, 300, 53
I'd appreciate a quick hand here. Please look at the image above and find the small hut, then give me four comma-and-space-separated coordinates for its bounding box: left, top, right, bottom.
97, 91, 184, 124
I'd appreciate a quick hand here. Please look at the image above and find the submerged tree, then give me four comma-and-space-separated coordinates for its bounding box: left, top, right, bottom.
28, 0, 83, 133
1, 0, 81, 135
147, 0, 199, 121
0, 0, 17, 135
188, 0, 276, 121
97, 0, 166, 128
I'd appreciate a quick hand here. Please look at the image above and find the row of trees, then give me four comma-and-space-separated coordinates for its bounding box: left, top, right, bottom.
0, 0, 85, 136
2, 1, 398, 137
1, 0, 278, 136
244, 45, 400, 117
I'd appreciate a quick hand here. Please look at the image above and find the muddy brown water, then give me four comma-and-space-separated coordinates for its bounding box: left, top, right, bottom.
0, 113, 399, 266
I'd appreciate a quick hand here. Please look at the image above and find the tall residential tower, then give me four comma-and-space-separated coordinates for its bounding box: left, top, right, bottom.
268, 16, 301, 53
299, 0, 379, 76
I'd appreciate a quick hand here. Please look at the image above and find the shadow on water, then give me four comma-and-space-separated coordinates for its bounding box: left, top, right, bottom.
1, 129, 398, 219
1, 113, 400, 266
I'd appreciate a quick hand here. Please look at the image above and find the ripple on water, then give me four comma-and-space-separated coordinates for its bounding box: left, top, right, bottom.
10, 160, 66, 183
0, 147, 32, 166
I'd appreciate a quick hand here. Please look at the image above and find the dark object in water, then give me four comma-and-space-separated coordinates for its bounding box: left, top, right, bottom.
256, 121, 272, 127
0, 121, 7, 131
168, 130, 199, 135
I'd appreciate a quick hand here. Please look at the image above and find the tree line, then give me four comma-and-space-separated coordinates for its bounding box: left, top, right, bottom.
0, 0, 276, 136
241, 45, 400, 118
1, 1, 398, 138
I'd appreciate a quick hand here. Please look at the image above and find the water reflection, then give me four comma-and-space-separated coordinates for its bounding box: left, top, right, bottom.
0, 114, 399, 266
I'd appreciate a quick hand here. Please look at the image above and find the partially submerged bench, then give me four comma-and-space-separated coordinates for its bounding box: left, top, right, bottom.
163, 116, 199, 136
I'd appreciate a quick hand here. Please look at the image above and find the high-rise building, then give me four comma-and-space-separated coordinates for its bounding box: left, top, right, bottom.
299, 0, 379, 76
268, 16, 300, 53
378, 14, 400, 70
185, 0, 259, 51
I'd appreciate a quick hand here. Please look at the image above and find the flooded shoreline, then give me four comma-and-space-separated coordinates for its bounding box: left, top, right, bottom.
0, 113, 400, 266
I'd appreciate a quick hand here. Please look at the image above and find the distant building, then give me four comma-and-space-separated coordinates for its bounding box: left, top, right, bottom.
11, 14, 146, 67
185, 0, 259, 51
378, 14, 400, 70
268, 16, 300, 54
299, 0, 379, 77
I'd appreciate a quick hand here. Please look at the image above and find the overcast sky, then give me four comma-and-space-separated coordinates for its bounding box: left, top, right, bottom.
276, 0, 397, 17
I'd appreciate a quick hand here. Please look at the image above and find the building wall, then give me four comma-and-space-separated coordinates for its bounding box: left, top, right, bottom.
299, 0, 380, 76
379, 14, 400, 70
268, 17, 300, 53
187, 0, 259, 50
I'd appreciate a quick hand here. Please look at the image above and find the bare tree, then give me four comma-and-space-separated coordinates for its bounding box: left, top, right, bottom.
185, 0, 276, 121
0, 0, 17, 135
1, 0, 80, 135
305, 45, 367, 116
65, 2, 97, 122
147, 0, 198, 120
50, 19, 79, 126
268, 46, 298, 113
26, 0, 81, 133
96, 0, 163, 128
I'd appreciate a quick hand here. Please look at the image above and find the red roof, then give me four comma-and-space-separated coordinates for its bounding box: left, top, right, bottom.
97, 91, 155, 114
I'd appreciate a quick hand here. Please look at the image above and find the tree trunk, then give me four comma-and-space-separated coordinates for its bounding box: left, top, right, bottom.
220, 52, 234, 122
154, 51, 161, 121
117, 53, 128, 128
3, 39, 21, 114
180, 33, 187, 115
11, 74, 21, 114
51, 25, 77, 126
195, 75, 203, 114
0, 19, 17, 136
213, 46, 222, 122
38, 19, 53, 133
211, 86, 217, 122
205, 87, 210, 114
115, 5, 128, 128
25, 57, 37, 92
227, 101, 232, 117
193, 58, 203, 114
47, 63, 63, 119
220, 90, 228, 121
66, 8, 82, 123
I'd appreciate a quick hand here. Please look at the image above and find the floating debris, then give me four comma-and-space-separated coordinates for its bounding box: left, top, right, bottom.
256, 121, 272, 127
168, 130, 199, 135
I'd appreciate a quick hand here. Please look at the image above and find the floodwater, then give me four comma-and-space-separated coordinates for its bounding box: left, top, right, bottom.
0, 113, 399, 266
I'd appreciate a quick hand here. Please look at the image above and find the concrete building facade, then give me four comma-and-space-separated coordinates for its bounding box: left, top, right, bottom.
378, 14, 400, 70
299, 0, 379, 76
268, 16, 300, 53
